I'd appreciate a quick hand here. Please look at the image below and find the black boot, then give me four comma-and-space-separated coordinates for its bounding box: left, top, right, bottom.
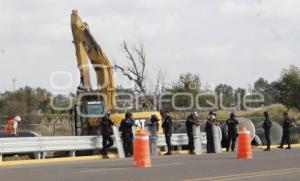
164, 152, 172, 155
189, 151, 196, 155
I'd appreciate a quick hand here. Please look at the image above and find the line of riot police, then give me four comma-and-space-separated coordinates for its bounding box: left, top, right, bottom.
98, 110, 294, 158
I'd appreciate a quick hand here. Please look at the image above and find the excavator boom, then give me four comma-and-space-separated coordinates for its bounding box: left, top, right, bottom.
71, 10, 116, 109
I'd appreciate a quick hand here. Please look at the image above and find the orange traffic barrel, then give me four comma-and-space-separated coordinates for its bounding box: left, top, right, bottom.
237, 127, 253, 159
133, 130, 151, 168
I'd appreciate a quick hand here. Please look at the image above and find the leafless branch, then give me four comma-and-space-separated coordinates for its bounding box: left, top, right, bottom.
114, 41, 147, 93
154, 69, 168, 95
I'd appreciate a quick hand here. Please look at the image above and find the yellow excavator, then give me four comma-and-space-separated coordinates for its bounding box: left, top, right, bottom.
70, 10, 161, 135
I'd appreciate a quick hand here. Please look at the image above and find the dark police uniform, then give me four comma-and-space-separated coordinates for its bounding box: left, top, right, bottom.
279, 118, 292, 149
162, 115, 173, 155
205, 118, 215, 153
226, 118, 239, 152
119, 118, 135, 157
263, 117, 272, 150
100, 117, 114, 157
186, 115, 196, 154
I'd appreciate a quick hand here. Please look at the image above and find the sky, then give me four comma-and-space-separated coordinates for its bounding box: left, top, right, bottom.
0, 0, 299, 94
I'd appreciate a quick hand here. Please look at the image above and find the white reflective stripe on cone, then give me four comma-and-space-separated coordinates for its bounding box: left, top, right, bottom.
238, 131, 250, 134
135, 136, 149, 140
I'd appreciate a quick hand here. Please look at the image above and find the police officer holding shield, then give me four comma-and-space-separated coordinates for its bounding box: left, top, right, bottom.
162, 111, 173, 155
99, 110, 114, 159
278, 112, 292, 150
263, 111, 272, 151
119, 112, 135, 157
226, 112, 239, 152
205, 111, 217, 153
186, 112, 199, 155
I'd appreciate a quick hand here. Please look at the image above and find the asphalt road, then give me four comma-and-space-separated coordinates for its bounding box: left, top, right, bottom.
1, 149, 300, 181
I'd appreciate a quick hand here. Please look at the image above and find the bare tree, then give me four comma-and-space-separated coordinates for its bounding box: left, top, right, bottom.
154, 69, 168, 95
151, 69, 168, 111
115, 41, 146, 93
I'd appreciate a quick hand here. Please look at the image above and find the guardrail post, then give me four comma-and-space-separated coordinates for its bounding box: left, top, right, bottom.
0, 139, 2, 162
132, 126, 137, 139
212, 125, 222, 153
193, 125, 203, 155
69, 150, 76, 157
37, 135, 43, 159
93, 149, 99, 155
34, 152, 41, 160
177, 146, 182, 151
41, 152, 47, 159
112, 126, 125, 158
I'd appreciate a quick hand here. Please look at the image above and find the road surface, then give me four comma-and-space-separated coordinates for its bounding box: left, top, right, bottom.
1, 149, 300, 181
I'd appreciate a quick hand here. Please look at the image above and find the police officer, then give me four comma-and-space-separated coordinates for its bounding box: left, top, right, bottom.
263, 111, 272, 151
226, 112, 239, 152
278, 112, 292, 150
119, 112, 135, 157
205, 111, 216, 153
149, 115, 159, 132
186, 112, 198, 154
147, 115, 160, 155
99, 110, 114, 158
147, 115, 160, 144
162, 111, 173, 155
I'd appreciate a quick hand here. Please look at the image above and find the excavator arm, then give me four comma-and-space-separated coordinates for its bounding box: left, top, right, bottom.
71, 10, 116, 110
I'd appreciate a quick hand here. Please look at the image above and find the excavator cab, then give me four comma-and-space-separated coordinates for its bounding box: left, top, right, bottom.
71, 90, 106, 135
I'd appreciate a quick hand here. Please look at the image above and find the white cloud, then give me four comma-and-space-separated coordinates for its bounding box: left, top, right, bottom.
220, 1, 255, 16
220, 0, 300, 22
135, 0, 169, 9
0, 0, 300, 92
192, 43, 234, 62
262, 47, 296, 64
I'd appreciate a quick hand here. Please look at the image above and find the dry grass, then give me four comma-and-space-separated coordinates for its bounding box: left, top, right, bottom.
171, 104, 300, 123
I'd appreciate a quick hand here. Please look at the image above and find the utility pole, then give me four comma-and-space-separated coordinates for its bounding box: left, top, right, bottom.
12, 78, 17, 91
247, 83, 252, 109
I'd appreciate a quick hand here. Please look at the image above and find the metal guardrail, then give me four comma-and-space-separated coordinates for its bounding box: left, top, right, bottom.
0, 136, 103, 154
157, 133, 207, 147
0, 133, 207, 161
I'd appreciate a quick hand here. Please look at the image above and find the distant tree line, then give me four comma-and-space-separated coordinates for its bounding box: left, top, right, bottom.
0, 87, 73, 124
0, 65, 299, 124
162, 65, 300, 112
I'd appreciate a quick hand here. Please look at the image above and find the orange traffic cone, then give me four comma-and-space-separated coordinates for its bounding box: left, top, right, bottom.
237, 127, 253, 159
133, 130, 151, 168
